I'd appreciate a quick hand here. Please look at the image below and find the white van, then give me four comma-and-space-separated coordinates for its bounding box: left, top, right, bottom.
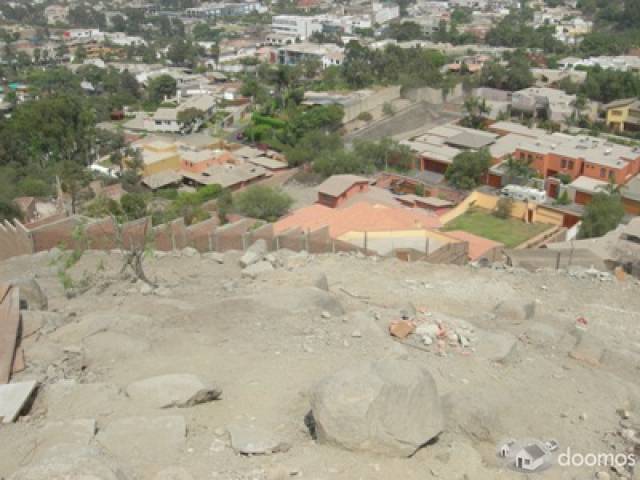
500, 185, 546, 203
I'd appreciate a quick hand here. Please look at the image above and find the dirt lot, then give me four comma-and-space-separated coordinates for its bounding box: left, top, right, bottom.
1, 247, 640, 480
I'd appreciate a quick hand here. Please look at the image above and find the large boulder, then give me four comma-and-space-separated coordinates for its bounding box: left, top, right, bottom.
241, 261, 274, 279
9, 445, 128, 480
97, 416, 186, 462
310, 359, 443, 457
126, 374, 222, 409
8, 277, 48, 310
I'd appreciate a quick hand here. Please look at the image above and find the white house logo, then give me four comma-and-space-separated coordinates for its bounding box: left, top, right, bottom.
497, 438, 557, 473
497, 438, 637, 474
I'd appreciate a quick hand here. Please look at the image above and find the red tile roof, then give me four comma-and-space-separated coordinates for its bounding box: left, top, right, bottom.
275, 202, 442, 237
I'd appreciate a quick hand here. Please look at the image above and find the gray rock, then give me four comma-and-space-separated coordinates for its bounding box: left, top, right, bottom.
241, 261, 274, 278
153, 467, 194, 480
36, 419, 97, 458
310, 359, 443, 457
21, 310, 65, 336
9, 445, 128, 480
227, 424, 289, 455
97, 416, 186, 461
239, 250, 262, 268
247, 239, 268, 255
474, 330, 518, 363
8, 276, 48, 310
493, 300, 535, 322
203, 252, 225, 264
569, 330, 605, 366
182, 247, 199, 257
126, 374, 222, 408
313, 273, 329, 291
43, 381, 128, 420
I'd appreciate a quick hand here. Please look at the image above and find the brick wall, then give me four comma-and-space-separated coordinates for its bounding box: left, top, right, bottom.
0, 221, 33, 261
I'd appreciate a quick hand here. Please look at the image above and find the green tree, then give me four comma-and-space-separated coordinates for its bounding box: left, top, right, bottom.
74, 45, 87, 64
120, 192, 148, 220
234, 186, 293, 222
177, 107, 204, 131
461, 96, 490, 129
147, 74, 177, 104
445, 149, 491, 190
0, 199, 22, 222
59, 160, 92, 214
503, 154, 534, 184
578, 191, 625, 238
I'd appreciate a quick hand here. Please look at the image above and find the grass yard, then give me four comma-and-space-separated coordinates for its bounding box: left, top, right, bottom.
442, 208, 551, 248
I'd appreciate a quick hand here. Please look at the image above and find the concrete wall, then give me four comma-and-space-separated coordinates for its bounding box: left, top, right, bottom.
2, 210, 485, 265
439, 191, 564, 226
404, 84, 464, 105
425, 241, 469, 265
0, 221, 33, 262
343, 86, 402, 123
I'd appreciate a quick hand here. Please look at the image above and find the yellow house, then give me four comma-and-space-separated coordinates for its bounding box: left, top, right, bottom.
604, 98, 640, 132
139, 140, 181, 176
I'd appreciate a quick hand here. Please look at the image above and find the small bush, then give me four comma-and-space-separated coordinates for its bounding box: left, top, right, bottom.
357, 111, 373, 122
494, 197, 513, 219
235, 186, 293, 222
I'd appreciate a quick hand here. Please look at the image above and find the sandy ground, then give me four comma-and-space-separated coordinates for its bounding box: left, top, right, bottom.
1, 248, 640, 480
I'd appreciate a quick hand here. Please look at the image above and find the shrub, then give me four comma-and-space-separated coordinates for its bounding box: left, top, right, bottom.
234, 186, 293, 222
357, 111, 373, 122
121, 193, 148, 221
494, 197, 513, 219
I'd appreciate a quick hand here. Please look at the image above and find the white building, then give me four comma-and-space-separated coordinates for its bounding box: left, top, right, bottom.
372, 2, 400, 24
271, 15, 323, 40
106, 33, 147, 47
146, 95, 217, 134
185, 1, 267, 18
63, 29, 104, 42
44, 4, 69, 25
278, 43, 344, 69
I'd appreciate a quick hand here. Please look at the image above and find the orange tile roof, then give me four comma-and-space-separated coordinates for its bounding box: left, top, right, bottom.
274, 202, 442, 237
443, 230, 503, 261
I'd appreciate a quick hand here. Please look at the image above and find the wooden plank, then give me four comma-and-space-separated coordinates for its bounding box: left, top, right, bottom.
11, 347, 25, 374
0, 380, 37, 423
0, 284, 10, 304
0, 288, 20, 384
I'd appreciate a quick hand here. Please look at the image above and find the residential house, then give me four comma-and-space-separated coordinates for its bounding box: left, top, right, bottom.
603, 98, 640, 132
182, 163, 268, 190
277, 43, 344, 69
138, 140, 182, 176
45, 5, 69, 25
273, 201, 450, 256
271, 15, 323, 40
147, 95, 217, 134
400, 125, 499, 174
180, 149, 236, 174
510, 87, 577, 124
316, 175, 371, 208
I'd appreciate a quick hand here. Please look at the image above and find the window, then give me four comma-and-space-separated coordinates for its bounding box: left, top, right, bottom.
568, 160, 574, 170
561, 159, 567, 168
600, 168, 606, 178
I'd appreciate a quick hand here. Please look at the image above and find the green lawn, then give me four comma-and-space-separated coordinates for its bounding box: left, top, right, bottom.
442, 208, 551, 248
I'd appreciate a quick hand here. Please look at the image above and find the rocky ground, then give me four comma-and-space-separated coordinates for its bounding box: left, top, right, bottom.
1, 244, 640, 480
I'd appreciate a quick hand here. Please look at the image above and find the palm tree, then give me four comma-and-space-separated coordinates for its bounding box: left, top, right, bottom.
503, 154, 534, 185
462, 96, 490, 129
